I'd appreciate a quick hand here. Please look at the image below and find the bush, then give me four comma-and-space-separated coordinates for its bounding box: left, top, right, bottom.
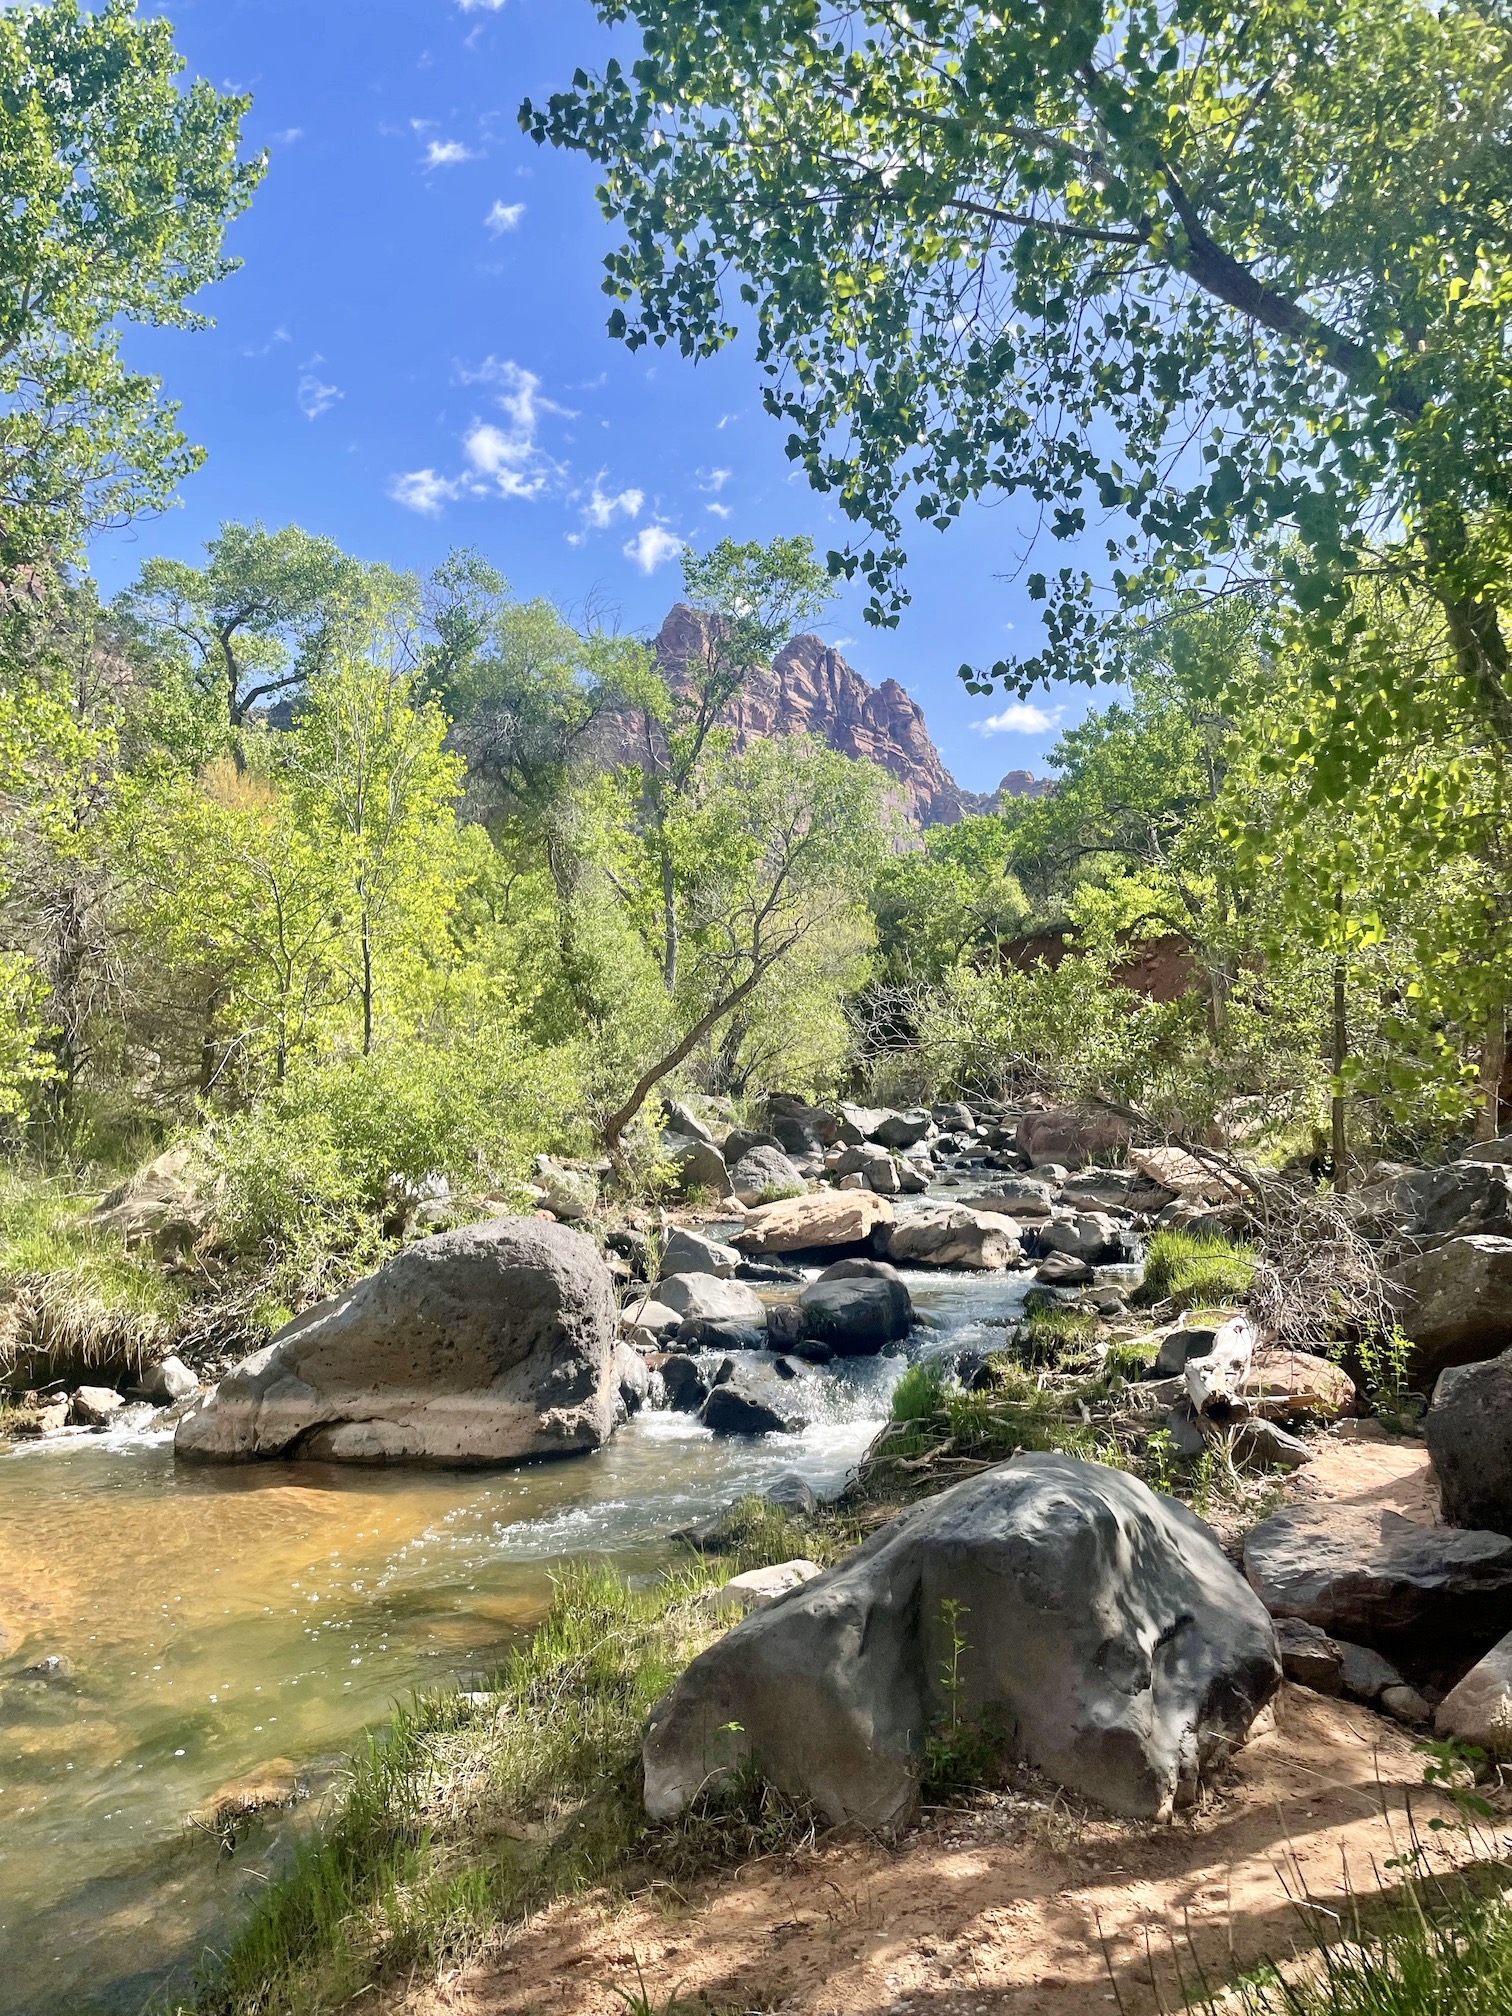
208, 1026, 585, 1264
1140, 1225, 1257, 1310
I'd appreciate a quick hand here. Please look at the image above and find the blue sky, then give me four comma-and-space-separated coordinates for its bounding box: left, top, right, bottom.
103, 0, 1092, 794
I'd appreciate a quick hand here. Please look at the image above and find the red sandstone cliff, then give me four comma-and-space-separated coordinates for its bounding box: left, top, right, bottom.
650, 605, 1047, 827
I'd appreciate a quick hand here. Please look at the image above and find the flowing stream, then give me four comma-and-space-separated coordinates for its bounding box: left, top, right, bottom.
0, 1256, 1033, 2015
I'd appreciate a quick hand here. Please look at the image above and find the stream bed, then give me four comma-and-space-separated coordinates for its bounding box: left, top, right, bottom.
0, 1259, 1032, 2015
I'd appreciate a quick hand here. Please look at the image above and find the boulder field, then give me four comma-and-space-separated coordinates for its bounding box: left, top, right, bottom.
175, 1217, 619, 1466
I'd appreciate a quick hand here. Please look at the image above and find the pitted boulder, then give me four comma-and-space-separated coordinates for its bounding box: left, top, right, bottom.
175, 1217, 618, 1467
644, 1453, 1279, 1829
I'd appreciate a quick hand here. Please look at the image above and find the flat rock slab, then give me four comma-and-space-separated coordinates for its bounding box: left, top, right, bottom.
734, 1191, 894, 1256
1243, 1502, 1512, 1649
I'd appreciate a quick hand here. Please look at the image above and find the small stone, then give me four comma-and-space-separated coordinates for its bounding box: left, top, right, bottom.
1228, 1419, 1311, 1471
1332, 1417, 1388, 1441
707, 1559, 824, 1617
16, 1653, 74, 1683
139, 1355, 198, 1406
1275, 1617, 1343, 1695
1337, 1639, 1404, 1703
1036, 1252, 1092, 1286
70, 1386, 125, 1428
764, 1473, 818, 1516
658, 1356, 709, 1413
1380, 1684, 1433, 1726
188, 1759, 302, 1833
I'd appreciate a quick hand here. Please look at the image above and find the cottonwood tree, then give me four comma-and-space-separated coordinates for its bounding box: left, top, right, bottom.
526, 2, 1512, 750
598, 731, 887, 1151
119, 523, 376, 735
0, 0, 262, 574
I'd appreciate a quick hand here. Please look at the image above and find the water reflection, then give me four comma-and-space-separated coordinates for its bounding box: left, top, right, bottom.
0, 1258, 1030, 2014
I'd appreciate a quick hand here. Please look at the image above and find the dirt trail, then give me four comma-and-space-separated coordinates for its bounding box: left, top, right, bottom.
404, 1442, 1490, 2016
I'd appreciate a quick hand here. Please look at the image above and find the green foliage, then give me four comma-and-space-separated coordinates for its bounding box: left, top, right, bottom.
1140, 1228, 1258, 1311
0, 1176, 185, 1385
207, 1027, 583, 1263
0, 0, 263, 567
872, 816, 1031, 985
531, 2, 1512, 771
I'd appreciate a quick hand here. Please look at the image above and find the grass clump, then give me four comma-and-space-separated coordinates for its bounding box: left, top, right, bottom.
1016, 1301, 1100, 1366
195, 1502, 840, 2016
0, 1176, 186, 1388
860, 1357, 1121, 1501
1138, 1225, 1257, 1311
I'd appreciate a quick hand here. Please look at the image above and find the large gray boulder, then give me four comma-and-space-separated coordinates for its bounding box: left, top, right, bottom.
1016, 1107, 1133, 1171
175, 1218, 619, 1466
728, 1146, 807, 1204
872, 1109, 934, 1150
657, 1227, 740, 1280
885, 1206, 1022, 1271
734, 1190, 894, 1256
663, 1134, 733, 1199
1461, 1137, 1512, 1166
1399, 1161, 1512, 1239
1243, 1500, 1512, 1649
1425, 1351, 1512, 1535
643, 1453, 1279, 1828
1039, 1212, 1124, 1265
798, 1272, 912, 1356
1390, 1235, 1512, 1381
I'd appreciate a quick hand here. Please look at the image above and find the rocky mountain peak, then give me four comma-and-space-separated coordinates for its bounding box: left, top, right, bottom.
652, 604, 1047, 826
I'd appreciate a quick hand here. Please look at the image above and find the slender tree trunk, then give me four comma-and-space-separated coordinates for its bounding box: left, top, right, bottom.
1331, 929, 1349, 1195
1477, 1001, 1507, 1143
198, 983, 228, 1097
360, 900, 374, 1056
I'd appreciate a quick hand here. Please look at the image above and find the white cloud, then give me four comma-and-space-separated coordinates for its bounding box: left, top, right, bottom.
698, 466, 732, 491
297, 372, 343, 420
485, 199, 525, 234
390, 469, 459, 516
270, 127, 303, 145
581, 477, 644, 530
424, 138, 475, 168
705, 502, 733, 520
458, 0, 506, 9
973, 701, 1066, 736
624, 525, 685, 575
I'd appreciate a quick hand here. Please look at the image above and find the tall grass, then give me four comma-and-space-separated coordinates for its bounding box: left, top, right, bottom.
0, 1176, 185, 1387
195, 1503, 835, 2016
1139, 1225, 1257, 1311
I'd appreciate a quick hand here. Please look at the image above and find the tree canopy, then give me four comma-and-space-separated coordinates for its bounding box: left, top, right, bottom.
0, 0, 263, 574
525, 0, 1512, 753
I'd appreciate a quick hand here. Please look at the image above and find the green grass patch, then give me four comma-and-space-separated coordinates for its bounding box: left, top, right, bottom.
1016, 1301, 1100, 1366
194, 1502, 843, 2016
1138, 1225, 1257, 1311
0, 1176, 185, 1388
1206, 1877, 1512, 2016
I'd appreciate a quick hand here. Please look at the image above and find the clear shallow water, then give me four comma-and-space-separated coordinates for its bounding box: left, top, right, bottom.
0, 1258, 1031, 2015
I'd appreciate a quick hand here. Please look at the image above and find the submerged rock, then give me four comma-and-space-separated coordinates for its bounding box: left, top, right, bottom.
644, 1452, 1279, 1829
700, 1379, 805, 1437
175, 1217, 619, 1467
798, 1271, 912, 1356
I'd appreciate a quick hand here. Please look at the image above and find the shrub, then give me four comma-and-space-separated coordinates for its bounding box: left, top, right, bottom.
208, 1026, 586, 1264
1140, 1225, 1257, 1310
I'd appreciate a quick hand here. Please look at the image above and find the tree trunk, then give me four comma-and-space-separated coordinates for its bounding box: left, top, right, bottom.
1331, 944, 1349, 1195
360, 908, 374, 1056
1477, 1001, 1507, 1143
601, 949, 793, 1153
198, 984, 228, 1097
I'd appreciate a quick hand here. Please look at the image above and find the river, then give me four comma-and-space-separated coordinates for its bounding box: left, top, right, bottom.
0, 1257, 1033, 2015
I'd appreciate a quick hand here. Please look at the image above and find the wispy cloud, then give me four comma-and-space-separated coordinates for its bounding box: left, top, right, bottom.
390, 469, 459, 516
624, 525, 684, 575
698, 466, 732, 492
424, 138, 475, 168
705, 502, 733, 520
387, 359, 575, 517
485, 199, 525, 234
580, 476, 644, 530
458, 0, 506, 9
297, 371, 343, 420
269, 127, 303, 146
973, 701, 1066, 736
242, 325, 291, 359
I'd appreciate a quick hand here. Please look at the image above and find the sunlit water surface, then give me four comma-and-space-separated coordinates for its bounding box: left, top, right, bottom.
0, 1254, 1030, 2014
